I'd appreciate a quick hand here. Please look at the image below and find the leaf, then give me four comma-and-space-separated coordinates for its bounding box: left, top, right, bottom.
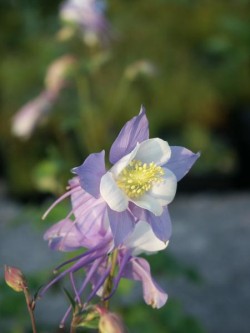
62, 287, 77, 311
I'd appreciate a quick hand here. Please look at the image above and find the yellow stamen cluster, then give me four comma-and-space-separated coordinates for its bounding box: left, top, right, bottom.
117, 160, 164, 198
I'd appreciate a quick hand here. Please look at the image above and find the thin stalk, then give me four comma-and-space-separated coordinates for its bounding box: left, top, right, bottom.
70, 304, 81, 333
70, 322, 77, 333
23, 288, 37, 333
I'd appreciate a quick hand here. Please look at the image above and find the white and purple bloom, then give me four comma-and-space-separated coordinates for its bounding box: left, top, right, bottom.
41, 107, 199, 324
72, 107, 200, 245
60, 0, 112, 46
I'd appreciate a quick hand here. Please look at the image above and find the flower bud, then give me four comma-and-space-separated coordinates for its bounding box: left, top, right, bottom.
4, 265, 27, 292
99, 311, 126, 333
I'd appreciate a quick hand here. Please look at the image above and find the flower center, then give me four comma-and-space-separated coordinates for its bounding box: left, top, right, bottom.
117, 160, 164, 198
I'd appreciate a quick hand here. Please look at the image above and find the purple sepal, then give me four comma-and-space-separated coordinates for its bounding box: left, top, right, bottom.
147, 207, 172, 242
43, 219, 83, 251
130, 204, 172, 242
107, 207, 135, 246
109, 106, 149, 164
71, 199, 108, 249
166, 146, 200, 181
72, 150, 106, 198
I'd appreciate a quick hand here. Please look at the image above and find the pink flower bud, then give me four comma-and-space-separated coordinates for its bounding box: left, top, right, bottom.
4, 265, 27, 292
99, 311, 126, 333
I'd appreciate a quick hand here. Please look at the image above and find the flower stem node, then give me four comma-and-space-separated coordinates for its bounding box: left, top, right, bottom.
72, 305, 101, 329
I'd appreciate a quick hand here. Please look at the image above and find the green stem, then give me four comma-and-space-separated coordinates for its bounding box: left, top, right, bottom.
110, 249, 119, 280
102, 249, 119, 309
70, 306, 79, 333
70, 322, 76, 333
23, 288, 37, 333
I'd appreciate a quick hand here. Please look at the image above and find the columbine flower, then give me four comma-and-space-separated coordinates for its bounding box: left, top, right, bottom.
41, 106, 199, 327
42, 211, 168, 326
72, 106, 200, 244
60, 0, 112, 46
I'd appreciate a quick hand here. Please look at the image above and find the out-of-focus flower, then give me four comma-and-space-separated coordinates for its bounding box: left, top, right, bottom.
124, 60, 158, 81
12, 90, 55, 140
45, 55, 76, 95
59, 0, 112, 46
72, 107, 200, 245
12, 55, 76, 140
4, 265, 27, 292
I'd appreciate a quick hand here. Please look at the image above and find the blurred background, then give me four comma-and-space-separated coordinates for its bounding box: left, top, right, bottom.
0, 0, 250, 332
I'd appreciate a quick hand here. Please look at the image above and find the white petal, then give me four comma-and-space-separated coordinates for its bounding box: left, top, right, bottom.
132, 193, 163, 216
110, 143, 140, 178
100, 172, 128, 212
134, 138, 171, 165
149, 168, 177, 206
125, 220, 168, 255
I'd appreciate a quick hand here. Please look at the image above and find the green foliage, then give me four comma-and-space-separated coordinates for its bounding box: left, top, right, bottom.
147, 251, 202, 283
122, 299, 206, 333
